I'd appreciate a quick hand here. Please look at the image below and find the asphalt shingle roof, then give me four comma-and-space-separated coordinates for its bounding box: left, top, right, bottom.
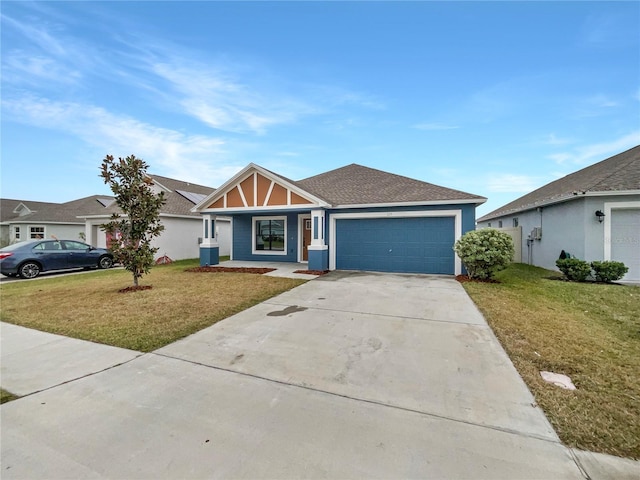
1, 196, 114, 224
2, 174, 215, 224
296, 164, 485, 206
101, 174, 216, 217
478, 145, 640, 222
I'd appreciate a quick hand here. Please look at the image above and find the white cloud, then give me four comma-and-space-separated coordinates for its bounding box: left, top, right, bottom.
412, 123, 459, 131
486, 174, 546, 193
147, 61, 317, 134
2, 95, 244, 187
543, 133, 574, 146
547, 131, 640, 165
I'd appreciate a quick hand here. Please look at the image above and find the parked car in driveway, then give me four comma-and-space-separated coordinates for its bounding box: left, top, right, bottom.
0, 240, 114, 279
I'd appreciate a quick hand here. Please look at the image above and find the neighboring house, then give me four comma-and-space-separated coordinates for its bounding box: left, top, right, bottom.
193, 163, 486, 275
0, 196, 114, 247
80, 174, 231, 261
477, 145, 640, 282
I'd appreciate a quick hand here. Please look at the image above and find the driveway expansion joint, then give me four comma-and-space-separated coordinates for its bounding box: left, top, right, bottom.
8, 352, 146, 399
151, 351, 561, 446
261, 300, 489, 327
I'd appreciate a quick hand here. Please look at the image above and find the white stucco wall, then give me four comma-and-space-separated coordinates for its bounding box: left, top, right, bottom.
85, 216, 204, 261
7, 223, 85, 244
216, 218, 231, 257
152, 216, 203, 260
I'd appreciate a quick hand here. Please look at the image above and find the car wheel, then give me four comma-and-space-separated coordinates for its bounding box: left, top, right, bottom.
98, 256, 113, 269
19, 262, 41, 279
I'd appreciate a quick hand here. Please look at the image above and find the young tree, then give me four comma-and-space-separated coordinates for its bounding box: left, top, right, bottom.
100, 155, 165, 287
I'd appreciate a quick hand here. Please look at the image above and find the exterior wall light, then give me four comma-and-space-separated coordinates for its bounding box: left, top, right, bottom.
595, 210, 605, 223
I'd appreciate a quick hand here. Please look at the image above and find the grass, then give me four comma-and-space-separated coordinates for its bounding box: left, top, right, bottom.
0, 259, 305, 352
461, 263, 640, 459
1, 388, 19, 404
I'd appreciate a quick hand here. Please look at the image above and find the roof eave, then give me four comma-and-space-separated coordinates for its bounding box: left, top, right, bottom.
478, 189, 640, 222
333, 198, 487, 209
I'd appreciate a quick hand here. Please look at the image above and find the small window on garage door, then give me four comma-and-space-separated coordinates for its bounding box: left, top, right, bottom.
30, 226, 45, 239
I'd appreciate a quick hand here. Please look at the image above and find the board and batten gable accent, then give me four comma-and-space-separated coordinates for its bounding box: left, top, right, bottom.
203, 170, 321, 210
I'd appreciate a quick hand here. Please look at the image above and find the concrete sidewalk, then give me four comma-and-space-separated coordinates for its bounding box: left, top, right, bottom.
2, 271, 639, 479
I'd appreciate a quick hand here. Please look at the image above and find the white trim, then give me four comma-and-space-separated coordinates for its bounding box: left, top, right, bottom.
77, 213, 202, 220
253, 172, 258, 207
603, 201, 640, 260
192, 163, 330, 212
297, 213, 311, 263
587, 190, 640, 197
202, 204, 314, 214
329, 209, 463, 275
334, 199, 486, 209
229, 217, 234, 260
237, 183, 249, 207
8, 220, 84, 225
264, 181, 275, 207
480, 190, 640, 222
251, 215, 288, 256
148, 177, 172, 193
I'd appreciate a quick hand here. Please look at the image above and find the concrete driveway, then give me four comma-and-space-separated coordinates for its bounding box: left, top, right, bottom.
0, 271, 611, 478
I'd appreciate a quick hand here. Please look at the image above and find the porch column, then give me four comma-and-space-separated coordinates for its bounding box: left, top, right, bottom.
308, 209, 328, 270
199, 214, 220, 266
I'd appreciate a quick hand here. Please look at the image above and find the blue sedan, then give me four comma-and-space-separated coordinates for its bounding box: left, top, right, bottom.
0, 240, 114, 279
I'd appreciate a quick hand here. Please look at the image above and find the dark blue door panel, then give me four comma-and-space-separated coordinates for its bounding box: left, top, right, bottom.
335, 217, 455, 274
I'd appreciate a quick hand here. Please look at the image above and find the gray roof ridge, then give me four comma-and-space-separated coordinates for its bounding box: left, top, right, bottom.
478, 144, 640, 221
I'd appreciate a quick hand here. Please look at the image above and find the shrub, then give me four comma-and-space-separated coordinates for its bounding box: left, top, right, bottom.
591, 261, 628, 283
453, 229, 514, 280
556, 258, 591, 282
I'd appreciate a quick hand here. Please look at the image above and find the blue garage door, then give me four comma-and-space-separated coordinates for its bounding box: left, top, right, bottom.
335, 216, 455, 274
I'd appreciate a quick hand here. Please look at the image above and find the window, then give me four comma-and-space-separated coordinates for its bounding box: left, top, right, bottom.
63, 240, 88, 250
253, 217, 286, 254
498, 220, 503, 228
513, 218, 519, 227
14, 226, 20, 240
33, 241, 62, 251
487, 222, 491, 227
30, 226, 45, 239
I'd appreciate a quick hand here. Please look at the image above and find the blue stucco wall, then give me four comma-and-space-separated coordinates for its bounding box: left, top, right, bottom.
199, 246, 219, 266
326, 203, 477, 234
232, 212, 300, 262
229, 203, 478, 267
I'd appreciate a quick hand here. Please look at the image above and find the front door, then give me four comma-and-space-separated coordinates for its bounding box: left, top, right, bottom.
302, 217, 312, 261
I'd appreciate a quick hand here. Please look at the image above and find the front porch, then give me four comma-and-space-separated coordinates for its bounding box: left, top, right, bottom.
217, 260, 322, 280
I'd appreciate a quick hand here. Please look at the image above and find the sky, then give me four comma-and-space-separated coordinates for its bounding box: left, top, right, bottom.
1, 1, 639, 217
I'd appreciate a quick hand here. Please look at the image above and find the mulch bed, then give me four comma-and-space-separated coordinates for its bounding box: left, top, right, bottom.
294, 270, 330, 276
118, 285, 153, 293
185, 266, 276, 274
455, 275, 500, 284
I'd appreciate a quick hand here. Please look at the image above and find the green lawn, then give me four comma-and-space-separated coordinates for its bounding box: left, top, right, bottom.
0, 259, 304, 352
461, 263, 640, 459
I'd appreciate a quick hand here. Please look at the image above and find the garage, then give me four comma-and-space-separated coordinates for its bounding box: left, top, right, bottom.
610, 208, 640, 282
334, 216, 456, 274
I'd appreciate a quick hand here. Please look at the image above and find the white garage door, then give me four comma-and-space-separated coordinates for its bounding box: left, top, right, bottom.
610, 208, 640, 282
